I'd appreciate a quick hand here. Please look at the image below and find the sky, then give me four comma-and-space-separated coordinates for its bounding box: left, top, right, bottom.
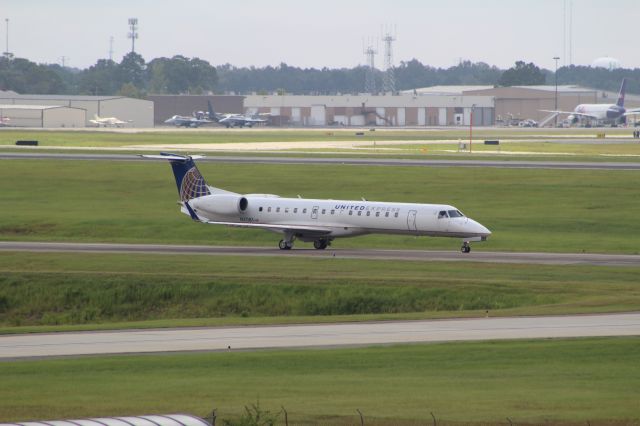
2, 0, 639, 71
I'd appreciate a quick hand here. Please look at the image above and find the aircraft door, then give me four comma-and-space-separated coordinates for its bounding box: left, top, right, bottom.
311, 206, 319, 220
407, 210, 417, 231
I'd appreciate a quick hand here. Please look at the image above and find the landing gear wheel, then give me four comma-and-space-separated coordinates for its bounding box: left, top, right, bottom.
461, 243, 471, 253
313, 239, 328, 250
279, 240, 292, 250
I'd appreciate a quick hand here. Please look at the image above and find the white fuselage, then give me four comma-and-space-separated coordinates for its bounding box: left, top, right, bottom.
189, 194, 491, 242
574, 103, 614, 120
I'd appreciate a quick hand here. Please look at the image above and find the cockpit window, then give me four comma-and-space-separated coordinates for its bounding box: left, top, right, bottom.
438, 211, 448, 219
448, 210, 464, 218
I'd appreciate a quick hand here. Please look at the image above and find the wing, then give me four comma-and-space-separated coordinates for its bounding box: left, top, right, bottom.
181, 201, 332, 235
623, 109, 640, 116
540, 109, 599, 119
203, 220, 333, 235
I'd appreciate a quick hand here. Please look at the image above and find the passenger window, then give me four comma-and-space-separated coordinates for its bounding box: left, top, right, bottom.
303, 208, 307, 214
357, 211, 362, 216
375, 212, 380, 217
366, 211, 371, 217
349, 210, 353, 216
394, 212, 398, 218
268, 207, 272, 212
331, 210, 335, 215
259, 207, 263, 212
385, 212, 389, 217
285, 208, 289, 213
322, 209, 326, 214
294, 208, 298, 213
276, 207, 281, 213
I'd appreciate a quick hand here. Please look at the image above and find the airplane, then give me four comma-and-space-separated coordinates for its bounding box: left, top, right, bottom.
164, 115, 212, 128
204, 100, 268, 128
142, 152, 491, 253
541, 78, 640, 126
89, 114, 131, 127
0, 116, 10, 127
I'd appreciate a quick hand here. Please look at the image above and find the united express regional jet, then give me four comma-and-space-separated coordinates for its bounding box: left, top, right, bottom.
144, 153, 491, 253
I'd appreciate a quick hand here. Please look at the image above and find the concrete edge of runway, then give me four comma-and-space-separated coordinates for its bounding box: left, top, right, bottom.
1, 241, 638, 267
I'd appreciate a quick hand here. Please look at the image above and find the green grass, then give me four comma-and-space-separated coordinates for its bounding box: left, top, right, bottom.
1, 252, 639, 332
1, 159, 639, 254
1, 337, 639, 425
0, 128, 636, 147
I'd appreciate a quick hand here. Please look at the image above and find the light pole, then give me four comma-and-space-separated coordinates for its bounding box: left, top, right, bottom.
469, 104, 476, 153
553, 56, 560, 127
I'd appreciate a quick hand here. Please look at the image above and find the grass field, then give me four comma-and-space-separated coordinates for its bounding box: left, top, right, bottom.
1, 159, 639, 254
1, 252, 639, 332
0, 127, 635, 145
1, 337, 639, 425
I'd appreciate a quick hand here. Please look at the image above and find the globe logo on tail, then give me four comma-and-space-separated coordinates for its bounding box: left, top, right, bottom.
180, 167, 211, 201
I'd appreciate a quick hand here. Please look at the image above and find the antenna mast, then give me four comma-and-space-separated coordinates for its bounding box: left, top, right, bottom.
363, 37, 378, 94
127, 18, 138, 53
382, 25, 397, 94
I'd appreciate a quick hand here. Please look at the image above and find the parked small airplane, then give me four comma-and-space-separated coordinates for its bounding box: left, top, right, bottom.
142, 153, 491, 253
542, 78, 640, 126
89, 114, 131, 127
204, 101, 268, 128
164, 115, 212, 128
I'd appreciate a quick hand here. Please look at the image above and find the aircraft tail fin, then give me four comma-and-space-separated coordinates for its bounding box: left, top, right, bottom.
207, 100, 219, 122
141, 152, 211, 201
617, 78, 627, 107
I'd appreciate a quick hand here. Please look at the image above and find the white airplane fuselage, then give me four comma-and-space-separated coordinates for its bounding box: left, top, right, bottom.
189, 194, 490, 241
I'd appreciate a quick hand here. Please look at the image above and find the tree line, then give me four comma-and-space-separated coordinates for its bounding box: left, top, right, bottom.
1, 52, 639, 97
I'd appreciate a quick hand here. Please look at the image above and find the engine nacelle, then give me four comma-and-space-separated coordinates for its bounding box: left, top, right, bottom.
192, 194, 248, 216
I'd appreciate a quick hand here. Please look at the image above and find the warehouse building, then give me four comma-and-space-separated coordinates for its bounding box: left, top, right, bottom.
0, 104, 86, 128
0, 94, 154, 127
244, 94, 495, 127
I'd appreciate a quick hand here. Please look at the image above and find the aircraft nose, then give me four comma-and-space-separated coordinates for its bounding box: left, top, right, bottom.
470, 219, 491, 237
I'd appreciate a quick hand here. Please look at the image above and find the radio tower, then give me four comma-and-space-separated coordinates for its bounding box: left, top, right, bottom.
382, 26, 396, 94
363, 38, 378, 94
128, 18, 138, 53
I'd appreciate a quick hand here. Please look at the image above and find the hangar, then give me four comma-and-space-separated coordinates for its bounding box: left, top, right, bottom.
0, 94, 154, 127
244, 94, 494, 127
0, 104, 86, 128
461, 85, 640, 125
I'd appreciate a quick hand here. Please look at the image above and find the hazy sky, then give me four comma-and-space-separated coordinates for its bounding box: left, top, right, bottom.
3, 0, 639, 70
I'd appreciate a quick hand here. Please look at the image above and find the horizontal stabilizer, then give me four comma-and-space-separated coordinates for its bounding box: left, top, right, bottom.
140, 153, 205, 161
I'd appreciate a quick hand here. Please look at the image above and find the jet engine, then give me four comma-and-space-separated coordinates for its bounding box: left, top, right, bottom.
191, 194, 249, 215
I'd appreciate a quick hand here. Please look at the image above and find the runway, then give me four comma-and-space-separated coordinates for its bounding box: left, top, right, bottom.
2, 313, 639, 359
1, 152, 640, 170
1, 241, 639, 266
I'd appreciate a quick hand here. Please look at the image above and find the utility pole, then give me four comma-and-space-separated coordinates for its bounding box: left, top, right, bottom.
3, 18, 9, 58
553, 56, 560, 127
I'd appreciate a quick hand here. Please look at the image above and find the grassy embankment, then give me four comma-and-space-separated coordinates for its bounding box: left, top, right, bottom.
1, 160, 639, 254
1, 252, 639, 331
1, 337, 639, 425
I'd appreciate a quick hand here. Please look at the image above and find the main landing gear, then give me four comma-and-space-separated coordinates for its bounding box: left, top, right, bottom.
278, 239, 293, 250
461, 241, 471, 253
313, 239, 330, 250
